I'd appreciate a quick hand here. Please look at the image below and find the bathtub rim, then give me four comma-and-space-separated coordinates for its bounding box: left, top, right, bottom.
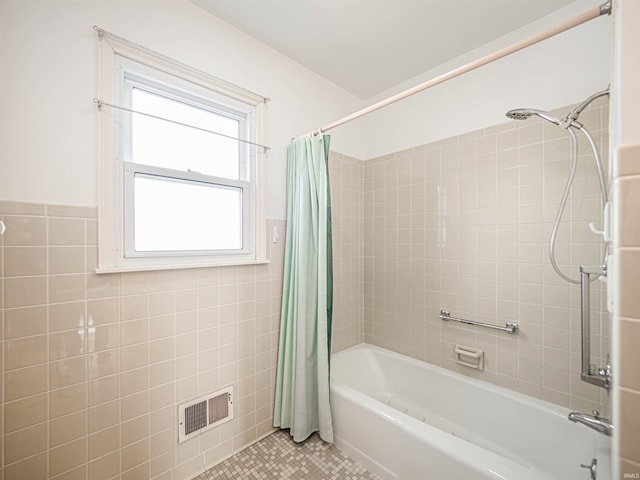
331, 342, 575, 421
329, 342, 611, 480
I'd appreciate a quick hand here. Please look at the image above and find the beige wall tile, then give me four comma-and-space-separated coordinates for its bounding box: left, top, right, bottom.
150, 338, 174, 363
5, 364, 48, 401
620, 388, 640, 461
87, 298, 119, 326
88, 451, 120, 480
4, 247, 47, 277
4, 305, 47, 338
88, 375, 119, 407
50, 465, 86, 480
49, 246, 86, 275
87, 350, 119, 380
87, 273, 119, 300
614, 142, 640, 177
149, 406, 174, 435
121, 438, 149, 472
3, 452, 47, 480
87, 324, 119, 353
149, 291, 174, 316
88, 400, 120, 433
49, 330, 85, 364
89, 425, 120, 460
4, 422, 47, 464
50, 301, 86, 333
5, 335, 47, 370
48, 218, 86, 246
46, 205, 96, 219
122, 391, 149, 422
2, 215, 46, 246
50, 356, 86, 389
4, 276, 47, 308
620, 458, 640, 480
50, 410, 86, 447
120, 343, 148, 372
620, 319, 640, 389
150, 360, 174, 388
49, 274, 86, 304
151, 452, 175, 478
4, 394, 48, 433
122, 462, 149, 480
120, 367, 149, 397
615, 250, 640, 318
121, 294, 148, 322
49, 439, 87, 476
149, 314, 175, 340
121, 414, 149, 447
50, 383, 86, 419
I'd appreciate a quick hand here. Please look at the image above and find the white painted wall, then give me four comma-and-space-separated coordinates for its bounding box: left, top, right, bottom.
0, 0, 612, 220
0, 0, 365, 220
336, 0, 612, 161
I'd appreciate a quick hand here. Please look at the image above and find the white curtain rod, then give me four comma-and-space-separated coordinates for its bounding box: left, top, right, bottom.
310, 0, 611, 136
93, 98, 270, 151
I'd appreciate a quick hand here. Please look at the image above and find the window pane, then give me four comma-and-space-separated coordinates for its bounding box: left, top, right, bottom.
134, 174, 242, 252
131, 88, 241, 179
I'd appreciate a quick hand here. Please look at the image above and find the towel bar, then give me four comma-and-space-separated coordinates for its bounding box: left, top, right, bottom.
439, 309, 519, 335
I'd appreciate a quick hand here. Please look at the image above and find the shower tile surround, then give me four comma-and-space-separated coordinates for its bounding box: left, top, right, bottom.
361, 98, 611, 414
0, 98, 612, 479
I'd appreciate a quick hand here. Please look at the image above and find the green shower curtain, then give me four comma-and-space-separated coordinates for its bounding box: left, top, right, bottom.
273, 134, 334, 443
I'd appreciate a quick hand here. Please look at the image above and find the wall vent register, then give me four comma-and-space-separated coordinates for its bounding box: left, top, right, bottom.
178, 386, 233, 443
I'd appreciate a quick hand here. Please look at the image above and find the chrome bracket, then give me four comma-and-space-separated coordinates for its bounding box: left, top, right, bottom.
580, 265, 611, 391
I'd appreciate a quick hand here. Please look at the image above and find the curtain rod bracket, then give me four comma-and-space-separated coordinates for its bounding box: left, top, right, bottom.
600, 1, 612, 16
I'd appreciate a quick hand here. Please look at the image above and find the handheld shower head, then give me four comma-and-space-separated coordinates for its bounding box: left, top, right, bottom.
506, 108, 562, 125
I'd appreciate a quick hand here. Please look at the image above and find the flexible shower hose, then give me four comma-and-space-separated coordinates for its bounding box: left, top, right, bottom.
548, 124, 608, 284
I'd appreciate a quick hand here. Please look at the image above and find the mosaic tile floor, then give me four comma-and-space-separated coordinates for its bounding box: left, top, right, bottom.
194, 430, 380, 480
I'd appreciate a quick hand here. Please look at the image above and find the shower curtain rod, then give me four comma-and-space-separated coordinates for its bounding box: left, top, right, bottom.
309, 0, 611, 136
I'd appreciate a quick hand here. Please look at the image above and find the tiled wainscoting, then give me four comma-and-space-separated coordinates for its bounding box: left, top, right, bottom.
0, 147, 363, 480
0, 202, 284, 479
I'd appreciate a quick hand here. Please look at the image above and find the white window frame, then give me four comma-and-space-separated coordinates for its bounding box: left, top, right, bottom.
96, 31, 267, 272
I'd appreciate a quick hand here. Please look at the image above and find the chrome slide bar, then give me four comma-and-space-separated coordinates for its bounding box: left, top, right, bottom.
439, 310, 519, 335
580, 265, 612, 391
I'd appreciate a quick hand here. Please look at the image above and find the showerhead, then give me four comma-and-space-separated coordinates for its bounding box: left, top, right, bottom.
506, 108, 562, 125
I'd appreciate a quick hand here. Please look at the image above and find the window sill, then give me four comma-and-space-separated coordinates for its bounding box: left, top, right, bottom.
95, 258, 270, 274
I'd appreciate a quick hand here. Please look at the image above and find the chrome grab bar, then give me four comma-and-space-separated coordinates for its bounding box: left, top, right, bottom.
580, 265, 611, 391
439, 310, 519, 335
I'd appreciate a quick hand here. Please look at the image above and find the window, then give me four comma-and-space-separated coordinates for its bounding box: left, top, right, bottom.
96, 31, 267, 271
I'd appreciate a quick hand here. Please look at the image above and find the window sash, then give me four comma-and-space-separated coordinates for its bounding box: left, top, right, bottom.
129, 87, 243, 180
119, 61, 252, 181
123, 163, 251, 258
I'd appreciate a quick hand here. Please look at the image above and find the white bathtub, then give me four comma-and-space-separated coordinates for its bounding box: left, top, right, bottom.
330, 344, 610, 480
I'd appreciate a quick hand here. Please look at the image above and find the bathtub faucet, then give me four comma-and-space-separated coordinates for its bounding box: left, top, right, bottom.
568, 410, 613, 437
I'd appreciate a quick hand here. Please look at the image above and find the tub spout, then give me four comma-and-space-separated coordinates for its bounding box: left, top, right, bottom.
568, 410, 613, 437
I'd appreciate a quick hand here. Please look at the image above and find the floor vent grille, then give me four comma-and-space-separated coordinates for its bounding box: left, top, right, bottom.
178, 386, 233, 443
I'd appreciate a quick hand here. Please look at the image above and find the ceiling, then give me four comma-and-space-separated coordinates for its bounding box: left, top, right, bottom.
189, 0, 580, 99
